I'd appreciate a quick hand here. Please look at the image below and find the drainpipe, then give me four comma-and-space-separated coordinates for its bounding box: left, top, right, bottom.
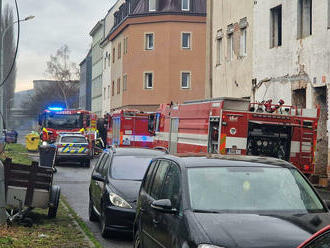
0, 160, 6, 224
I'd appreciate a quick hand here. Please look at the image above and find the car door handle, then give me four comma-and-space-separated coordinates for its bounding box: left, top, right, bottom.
152, 218, 159, 226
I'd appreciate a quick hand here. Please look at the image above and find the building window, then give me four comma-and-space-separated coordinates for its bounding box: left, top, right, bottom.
117, 78, 121, 94
145, 33, 154, 50
144, 72, 153, 89
328, 0, 330, 28
104, 88, 106, 100
270, 5, 282, 47
112, 48, 115, 63
297, 0, 312, 39
227, 33, 233, 61
181, 72, 191, 89
123, 74, 127, 91
182, 33, 191, 49
182, 0, 190, 11
124, 37, 128, 54
216, 38, 222, 65
149, 0, 156, 11
112, 81, 115, 96
240, 28, 247, 56
118, 43, 121, 59
107, 85, 110, 99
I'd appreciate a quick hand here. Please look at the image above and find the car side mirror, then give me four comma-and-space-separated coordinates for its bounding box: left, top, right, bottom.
92, 173, 105, 182
151, 199, 178, 214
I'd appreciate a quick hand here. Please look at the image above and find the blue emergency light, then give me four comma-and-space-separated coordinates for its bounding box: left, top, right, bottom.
48, 107, 64, 111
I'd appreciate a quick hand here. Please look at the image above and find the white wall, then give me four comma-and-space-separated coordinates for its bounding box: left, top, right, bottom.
254, 0, 330, 108
102, 0, 125, 115
211, 0, 254, 98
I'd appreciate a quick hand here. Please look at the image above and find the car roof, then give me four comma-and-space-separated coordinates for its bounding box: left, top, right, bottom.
105, 147, 166, 157
156, 154, 295, 169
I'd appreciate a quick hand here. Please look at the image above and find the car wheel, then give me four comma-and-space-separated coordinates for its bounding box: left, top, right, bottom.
100, 208, 111, 238
134, 230, 142, 248
89, 199, 98, 222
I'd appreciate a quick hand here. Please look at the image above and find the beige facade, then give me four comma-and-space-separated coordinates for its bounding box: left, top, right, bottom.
207, 0, 253, 99
108, 14, 206, 112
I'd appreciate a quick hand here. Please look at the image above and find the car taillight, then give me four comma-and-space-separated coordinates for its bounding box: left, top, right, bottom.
57, 144, 63, 148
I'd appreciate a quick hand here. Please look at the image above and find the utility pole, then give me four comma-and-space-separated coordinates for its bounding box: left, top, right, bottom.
0, 0, 3, 135
0, 0, 6, 226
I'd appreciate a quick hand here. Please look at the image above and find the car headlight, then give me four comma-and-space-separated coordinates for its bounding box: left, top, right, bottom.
198, 245, 226, 248
109, 192, 132, 209
42, 141, 48, 146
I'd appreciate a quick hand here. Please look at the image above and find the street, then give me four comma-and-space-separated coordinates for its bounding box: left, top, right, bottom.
54, 160, 132, 248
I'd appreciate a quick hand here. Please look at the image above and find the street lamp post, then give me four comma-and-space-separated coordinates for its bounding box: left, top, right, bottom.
0, 15, 34, 133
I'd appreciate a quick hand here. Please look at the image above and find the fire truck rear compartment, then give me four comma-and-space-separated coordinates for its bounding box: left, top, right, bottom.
247, 122, 292, 161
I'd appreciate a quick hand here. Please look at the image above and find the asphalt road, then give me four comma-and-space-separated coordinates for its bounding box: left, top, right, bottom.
54, 159, 132, 248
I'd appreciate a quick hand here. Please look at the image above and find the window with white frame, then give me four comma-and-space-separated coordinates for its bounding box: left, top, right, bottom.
107, 85, 110, 98
144, 72, 153, 89
181, 72, 191, 89
240, 28, 247, 56
182, 0, 190, 11
145, 33, 154, 50
182, 33, 191, 49
149, 0, 156, 11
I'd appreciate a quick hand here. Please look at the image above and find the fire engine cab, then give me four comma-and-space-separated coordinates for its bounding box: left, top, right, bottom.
150, 98, 320, 175
105, 109, 154, 148
39, 107, 98, 154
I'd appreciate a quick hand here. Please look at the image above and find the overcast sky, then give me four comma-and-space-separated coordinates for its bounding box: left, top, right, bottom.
3, 0, 116, 92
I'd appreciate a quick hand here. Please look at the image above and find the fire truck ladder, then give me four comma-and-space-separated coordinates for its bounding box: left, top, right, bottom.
299, 119, 314, 168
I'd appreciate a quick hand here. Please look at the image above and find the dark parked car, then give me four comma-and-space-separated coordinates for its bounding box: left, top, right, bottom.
88, 147, 166, 238
298, 225, 330, 248
134, 154, 330, 248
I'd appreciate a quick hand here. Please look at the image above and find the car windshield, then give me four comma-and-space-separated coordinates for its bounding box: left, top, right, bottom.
45, 114, 82, 129
61, 136, 87, 144
111, 156, 153, 180
187, 167, 325, 213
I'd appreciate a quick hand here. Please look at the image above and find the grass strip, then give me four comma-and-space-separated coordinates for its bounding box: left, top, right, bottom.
61, 197, 103, 248
0, 199, 91, 248
0, 143, 32, 165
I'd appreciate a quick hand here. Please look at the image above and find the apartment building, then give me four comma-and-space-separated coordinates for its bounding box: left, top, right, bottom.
104, 0, 207, 112
207, 0, 330, 181
79, 49, 92, 111
100, 0, 124, 116
253, 0, 330, 179
90, 20, 104, 117
206, 0, 254, 99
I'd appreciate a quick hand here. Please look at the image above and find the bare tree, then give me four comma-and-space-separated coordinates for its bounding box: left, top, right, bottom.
2, 5, 16, 122
22, 45, 80, 116
46, 45, 79, 108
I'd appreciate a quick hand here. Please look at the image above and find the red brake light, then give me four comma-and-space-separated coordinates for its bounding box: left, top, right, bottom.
304, 165, 310, 171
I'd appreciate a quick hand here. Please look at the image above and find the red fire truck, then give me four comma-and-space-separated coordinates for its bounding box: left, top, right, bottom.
105, 109, 155, 148
39, 107, 98, 153
149, 98, 320, 175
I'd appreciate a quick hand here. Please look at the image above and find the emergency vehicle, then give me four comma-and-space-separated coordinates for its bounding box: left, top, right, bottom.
39, 107, 98, 155
149, 98, 320, 175
105, 109, 154, 148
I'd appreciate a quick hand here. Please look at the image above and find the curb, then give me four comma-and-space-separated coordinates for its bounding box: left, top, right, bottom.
60, 200, 96, 248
